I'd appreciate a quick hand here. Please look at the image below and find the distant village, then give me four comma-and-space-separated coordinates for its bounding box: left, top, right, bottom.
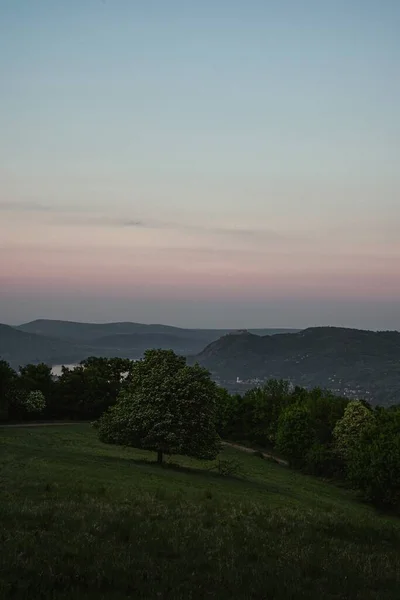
216, 374, 371, 401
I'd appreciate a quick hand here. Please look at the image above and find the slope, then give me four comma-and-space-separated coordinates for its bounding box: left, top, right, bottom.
0, 424, 399, 599
195, 327, 400, 405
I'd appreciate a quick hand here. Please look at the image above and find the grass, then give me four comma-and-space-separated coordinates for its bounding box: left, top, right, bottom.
1, 425, 400, 599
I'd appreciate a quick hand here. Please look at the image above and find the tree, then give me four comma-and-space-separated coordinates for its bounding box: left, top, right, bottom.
276, 403, 315, 466
346, 410, 400, 509
97, 349, 220, 464
303, 388, 348, 445
236, 379, 293, 446
56, 357, 133, 419
0, 360, 18, 421
214, 387, 237, 438
333, 400, 375, 460
19, 363, 54, 415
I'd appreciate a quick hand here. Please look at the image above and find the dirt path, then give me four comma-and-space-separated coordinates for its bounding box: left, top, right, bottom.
222, 441, 289, 466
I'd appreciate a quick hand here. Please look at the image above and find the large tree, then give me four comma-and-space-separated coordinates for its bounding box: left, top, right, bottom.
97, 349, 220, 464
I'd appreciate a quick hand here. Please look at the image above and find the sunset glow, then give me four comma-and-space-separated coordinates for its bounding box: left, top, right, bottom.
1, 1, 399, 328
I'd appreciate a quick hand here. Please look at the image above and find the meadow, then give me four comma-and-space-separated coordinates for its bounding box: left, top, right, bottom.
1, 424, 400, 599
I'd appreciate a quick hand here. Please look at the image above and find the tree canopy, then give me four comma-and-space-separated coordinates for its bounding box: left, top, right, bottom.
97, 349, 220, 463
333, 400, 375, 460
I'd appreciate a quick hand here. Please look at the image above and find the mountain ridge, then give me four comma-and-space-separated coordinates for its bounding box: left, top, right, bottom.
1, 320, 299, 368
194, 326, 400, 405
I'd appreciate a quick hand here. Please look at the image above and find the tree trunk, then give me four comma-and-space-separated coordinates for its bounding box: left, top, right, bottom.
157, 449, 163, 464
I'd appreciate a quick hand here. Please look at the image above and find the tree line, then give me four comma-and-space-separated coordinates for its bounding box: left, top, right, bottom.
1, 351, 399, 511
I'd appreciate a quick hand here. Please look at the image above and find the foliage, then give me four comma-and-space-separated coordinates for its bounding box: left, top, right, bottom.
305, 443, 344, 478
303, 388, 348, 444
214, 386, 237, 437
333, 400, 375, 460
19, 362, 53, 396
56, 357, 133, 419
18, 363, 54, 417
232, 379, 294, 445
98, 350, 220, 463
0, 360, 18, 421
346, 411, 400, 509
23, 390, 46, 413
276, 404, 316, 466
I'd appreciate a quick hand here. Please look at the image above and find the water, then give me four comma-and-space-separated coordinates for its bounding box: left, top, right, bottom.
51, 364, 78, 377
51, 359, 139, 377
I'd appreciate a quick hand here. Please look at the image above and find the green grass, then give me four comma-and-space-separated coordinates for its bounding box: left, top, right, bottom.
1, 425, 400, 599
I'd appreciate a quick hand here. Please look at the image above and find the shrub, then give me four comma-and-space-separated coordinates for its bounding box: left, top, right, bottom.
24, 390, 46, 414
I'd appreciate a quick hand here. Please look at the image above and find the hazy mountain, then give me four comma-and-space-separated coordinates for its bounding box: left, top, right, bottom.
0, 324, 86, 368
194, 327, 400, 405
2, 320, 299, 368
17, 320, 188, 342
3, 320, 400, 404
89, 333, 205, 354
17, 319, 299, 342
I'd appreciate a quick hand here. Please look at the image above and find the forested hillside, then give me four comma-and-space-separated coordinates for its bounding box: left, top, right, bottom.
195, 327, 400, 405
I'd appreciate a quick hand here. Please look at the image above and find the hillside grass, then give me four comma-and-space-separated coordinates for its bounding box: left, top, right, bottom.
1, 425, 400, 599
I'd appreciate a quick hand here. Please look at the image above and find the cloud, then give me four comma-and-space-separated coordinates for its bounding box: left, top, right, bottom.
121, 219, 143, 227
50, 214, 145, 228
0, 201, 52, 212
0, 200, 290, 240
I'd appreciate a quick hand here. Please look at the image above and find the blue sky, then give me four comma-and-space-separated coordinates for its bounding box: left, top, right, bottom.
1, 0, 399, 328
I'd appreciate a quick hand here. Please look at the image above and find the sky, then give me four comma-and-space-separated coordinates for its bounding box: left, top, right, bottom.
1, 0, 399, 329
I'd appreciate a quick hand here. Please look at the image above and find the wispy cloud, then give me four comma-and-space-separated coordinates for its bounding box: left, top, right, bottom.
60, 215, 144, 228
0, 200, 52, 212
0, 200, 290, 240
51, 212, 283, 238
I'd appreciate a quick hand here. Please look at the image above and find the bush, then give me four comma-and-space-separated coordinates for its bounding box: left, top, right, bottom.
24, 390, 46, 414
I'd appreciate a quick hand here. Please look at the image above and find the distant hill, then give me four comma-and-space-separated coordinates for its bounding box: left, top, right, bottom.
17, 319, 299, 342
0, 324, 86, 369
194, 327, 400, 406
3, 320, 400, 404
1, 320, 299, 369
16, 320, 188, 342
89, 333, 205, 354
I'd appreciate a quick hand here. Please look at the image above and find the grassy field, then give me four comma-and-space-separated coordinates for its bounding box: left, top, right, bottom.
1, 425, 400, 599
